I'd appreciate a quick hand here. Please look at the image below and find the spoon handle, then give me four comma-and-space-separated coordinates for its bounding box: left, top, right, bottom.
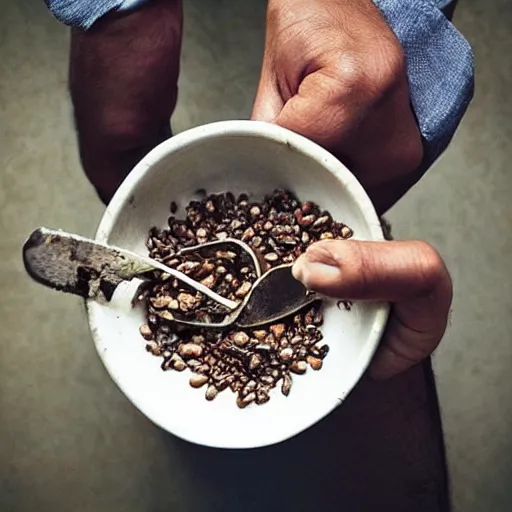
22, 227, 238, 309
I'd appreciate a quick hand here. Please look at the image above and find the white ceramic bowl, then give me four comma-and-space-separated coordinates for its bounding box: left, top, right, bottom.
87, 120, 389, 449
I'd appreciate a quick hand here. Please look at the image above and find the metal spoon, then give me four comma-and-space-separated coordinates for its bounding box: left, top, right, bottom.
22, 227, 317, 328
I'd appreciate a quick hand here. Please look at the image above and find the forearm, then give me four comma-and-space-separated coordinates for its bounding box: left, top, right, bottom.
67, 0, 182, 203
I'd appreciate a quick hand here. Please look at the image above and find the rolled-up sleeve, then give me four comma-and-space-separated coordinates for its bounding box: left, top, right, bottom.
44, 0, 151, 30
373, 0, 474, 168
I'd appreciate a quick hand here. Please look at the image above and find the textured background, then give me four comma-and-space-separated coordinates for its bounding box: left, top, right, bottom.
1, 0, 511, 510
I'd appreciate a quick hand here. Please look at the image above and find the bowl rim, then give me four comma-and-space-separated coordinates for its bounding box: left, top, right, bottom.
87, 120, 390, 448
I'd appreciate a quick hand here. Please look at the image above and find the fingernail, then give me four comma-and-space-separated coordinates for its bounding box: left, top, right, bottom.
292, 256, 340, 288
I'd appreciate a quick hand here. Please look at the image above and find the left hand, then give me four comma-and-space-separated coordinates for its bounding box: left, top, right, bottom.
292, 239, 453, 380
252, 0, 423, 213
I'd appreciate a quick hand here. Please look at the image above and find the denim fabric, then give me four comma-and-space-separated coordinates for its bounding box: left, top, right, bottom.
45, 0, 473, 169
43, 0, 152, 28
44, 0, 120, 29
373, 0, 474, 167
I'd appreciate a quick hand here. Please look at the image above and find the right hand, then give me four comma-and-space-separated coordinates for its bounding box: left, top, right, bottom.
252, 0, 424, 214
69, 0, 183, 204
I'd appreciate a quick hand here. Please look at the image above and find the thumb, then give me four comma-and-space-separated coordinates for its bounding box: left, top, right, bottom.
292, 240, 453, 379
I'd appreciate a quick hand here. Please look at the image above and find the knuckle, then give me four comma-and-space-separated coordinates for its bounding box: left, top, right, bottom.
356, 259, 375, 297
412, 241, 453, 319
374, 39, 406, 96
333, 53, 369, 94
331, 39, 406, 103
415, 241, 441, 271
343, 241, 376, 297
414, 241, 452, 294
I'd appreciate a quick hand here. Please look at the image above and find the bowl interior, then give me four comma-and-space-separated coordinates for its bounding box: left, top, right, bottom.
88, 121, 389, 449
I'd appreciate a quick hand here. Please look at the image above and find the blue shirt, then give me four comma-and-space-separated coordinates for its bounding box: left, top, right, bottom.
44, 0, 474, 170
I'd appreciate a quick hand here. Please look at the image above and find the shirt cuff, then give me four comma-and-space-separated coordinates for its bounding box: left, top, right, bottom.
373, 0, 474, 168
44, 0, 152, 30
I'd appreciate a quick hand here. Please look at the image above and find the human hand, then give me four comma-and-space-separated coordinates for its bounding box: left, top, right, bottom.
252, 0, 423, 214
292, 240, 452, 379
